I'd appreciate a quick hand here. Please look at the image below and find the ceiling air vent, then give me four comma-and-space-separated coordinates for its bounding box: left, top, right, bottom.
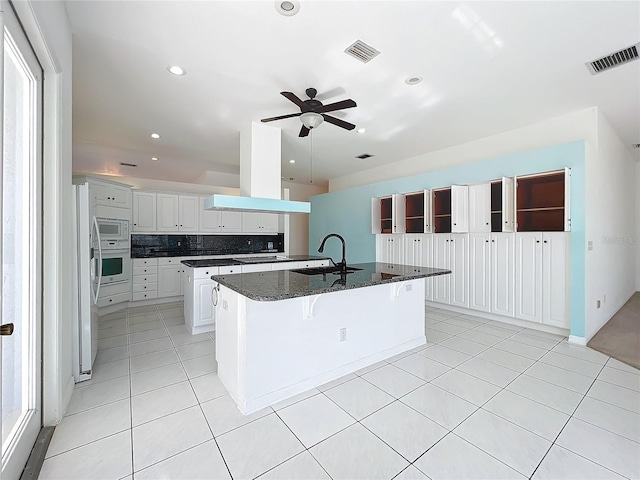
356, 153, 374, 159
119, 162, 137, 167
633, 144, 640, 149
344, 40, 380, 64
586, 43, 639, 74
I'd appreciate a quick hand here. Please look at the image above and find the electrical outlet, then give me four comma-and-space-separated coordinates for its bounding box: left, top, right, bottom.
588, 241, 593, 251
339, 328, 347, 342
405, 284, 412, 292
223, 300, 228, 310
596, 300, 601, 309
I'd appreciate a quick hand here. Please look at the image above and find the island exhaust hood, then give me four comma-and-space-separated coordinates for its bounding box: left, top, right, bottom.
204, 122, 311, 214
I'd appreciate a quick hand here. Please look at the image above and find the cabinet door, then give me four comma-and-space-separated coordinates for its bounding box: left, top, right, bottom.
392, 194, 406, 234
220, 211, 242, 232
491, 232, 515, 317
261, 213, 279, 233
195, 279, 216, 327
469, 233, 491, 312
432, 234, 451, 304
515, 232, 543, 323
157, 194, 179, 232
157, 264, 181, 298
110, 185, 131, 209
564, 167, 571, 231
132, 191, 156, 232
421, 234, 434, 301
178, 195, 199, 232
469, 184, 491, 233
502, 177, 515, 232
371, 198, 382, 234
451, 185, 469, 233
424, 190, 433, 233
390, 235, 404, 264
199, 197, 221, 232
91, 181, 109, 207
543, 232, 569, 328
404, 235, 421, 266
242, 212, 261, 232
450, 233, 469, 308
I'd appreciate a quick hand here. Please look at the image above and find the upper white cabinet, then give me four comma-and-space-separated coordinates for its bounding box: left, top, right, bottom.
516, 168, 571, 232
469, 184, 491, 233
242, 212, 279, 233
433, 186, 468, 233
90, 180, 131, 209
132, 191, 156, 232
372, 194, 405, 234
199, 197, 222, 232
179, 195, 199, 232
157, 193, 179, 232
220, 211, 242, 232
404, 190, 432, 234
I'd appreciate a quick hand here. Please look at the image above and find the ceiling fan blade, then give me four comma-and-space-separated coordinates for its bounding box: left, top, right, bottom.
261, 112, 301, 123
299, 125, 310, 137
281, 91, 307, 109
317, 99, 357, 113
322, 114, 356, 131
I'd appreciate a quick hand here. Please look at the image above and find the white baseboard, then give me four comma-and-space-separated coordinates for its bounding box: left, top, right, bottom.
568, 335, 587, 346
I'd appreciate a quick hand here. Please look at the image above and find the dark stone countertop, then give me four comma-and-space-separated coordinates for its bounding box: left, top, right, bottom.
181, 255, 330, 268
211, 262, 451, 301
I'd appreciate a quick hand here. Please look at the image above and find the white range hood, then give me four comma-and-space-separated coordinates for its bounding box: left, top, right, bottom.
205, 122, 311, 214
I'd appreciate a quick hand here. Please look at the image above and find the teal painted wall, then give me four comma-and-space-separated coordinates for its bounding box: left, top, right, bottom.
310, 141, 586, 338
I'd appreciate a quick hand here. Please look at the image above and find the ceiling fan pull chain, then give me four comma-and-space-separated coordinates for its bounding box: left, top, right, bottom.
310, 130, 313, 184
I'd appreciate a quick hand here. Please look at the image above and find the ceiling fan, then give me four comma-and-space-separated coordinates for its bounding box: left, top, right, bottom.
261, 87, 357, 137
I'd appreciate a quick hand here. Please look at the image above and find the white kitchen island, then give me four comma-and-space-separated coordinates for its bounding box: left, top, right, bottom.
212, 263, 450, 414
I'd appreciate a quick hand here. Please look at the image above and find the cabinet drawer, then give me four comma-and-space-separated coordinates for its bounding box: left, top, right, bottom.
132, 274, 158, 285
133, 283, 157, 293
315, 260, 331, 267
241, 264, 271, 273
97, 292, 130, 308
100, 281, 131, 296
158, 257, 182, 266
132, 291, 158, 302
133, 258, 158, 267
218, 265, 241, 275
271, 262, 295, 271
194, 267, 220, 280
133, 266, 158, 276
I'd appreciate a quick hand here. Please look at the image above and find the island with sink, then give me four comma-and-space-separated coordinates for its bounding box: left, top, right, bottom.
211, 236, 451, 414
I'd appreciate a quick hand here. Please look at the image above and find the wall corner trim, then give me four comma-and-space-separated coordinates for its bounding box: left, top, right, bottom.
568, 335, 587, 346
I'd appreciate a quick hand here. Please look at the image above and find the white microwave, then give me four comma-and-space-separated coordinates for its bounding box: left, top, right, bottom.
96, 217, 129, 242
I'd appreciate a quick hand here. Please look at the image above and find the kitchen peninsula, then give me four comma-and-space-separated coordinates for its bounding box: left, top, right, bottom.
212, 263, 450, 414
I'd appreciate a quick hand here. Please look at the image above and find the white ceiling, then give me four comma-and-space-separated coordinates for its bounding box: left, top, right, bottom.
67, 1, 640, 186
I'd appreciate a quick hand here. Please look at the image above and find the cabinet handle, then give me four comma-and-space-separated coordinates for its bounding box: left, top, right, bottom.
134, 223, 137, 226
492, 240, 495, 243
485, 240, 489, 243
543, 240, 548, 243
536, 240, 540, 243
109, 299, 112, 302
454, 223, 457, 225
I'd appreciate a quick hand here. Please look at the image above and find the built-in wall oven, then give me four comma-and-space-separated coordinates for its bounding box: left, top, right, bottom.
93, 218, 131, 286
98, 249, 131, 285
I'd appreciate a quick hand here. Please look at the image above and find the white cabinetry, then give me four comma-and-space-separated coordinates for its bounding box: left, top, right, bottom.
432, 233, 469, 308
97, 281, 131, 308
184, 266, 219, 335
376, 235, 404, 264
157, 257, 183, 298
469, 184, 491, 233
242, 212, 279, 233
515, 231, 569, 328
199, 197, 221, 232
91, 180, 131, 209
157, 194, 179, 232
220, 211, 242, 232
432, 234, 451, 304
132, 258, 158, 301
132, 191, 157, 232
178, 195, 199, 232
372, 194, 405, 234
451, 186, 469, 233
404, 234, 434, 300
469, 233, 491, 312
491, 233, 515, 317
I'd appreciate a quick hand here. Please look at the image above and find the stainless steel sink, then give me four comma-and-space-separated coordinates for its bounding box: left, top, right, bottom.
291, 266, 363, 276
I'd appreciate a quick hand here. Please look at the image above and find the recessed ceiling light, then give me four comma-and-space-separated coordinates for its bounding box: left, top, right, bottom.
151, 157, 158, 161
357, 128, 367, 134
289, 159, 296, 164
150, 133, 160, 139
275, 0, 300, 16
405, 76, 423, 85
167, 65, 186, 76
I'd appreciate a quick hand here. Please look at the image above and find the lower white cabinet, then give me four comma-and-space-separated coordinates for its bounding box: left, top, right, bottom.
376, 235, 404, 264
491, 233, 515, 317
404, 234, 433, 301
449, 233, 469, 308
184, 266, 219, 335
432, 234, 451, 304
515, 232, 568, 327
157, 257, 184, 298
469, 233, 491, 312
132, 258, 158, 301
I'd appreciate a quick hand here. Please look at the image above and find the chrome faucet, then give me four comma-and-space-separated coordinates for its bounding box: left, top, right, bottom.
318, 233, 347, 272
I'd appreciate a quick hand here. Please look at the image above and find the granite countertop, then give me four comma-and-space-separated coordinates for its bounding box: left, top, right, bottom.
181, 255, 329, 268
211, 262, 451, 301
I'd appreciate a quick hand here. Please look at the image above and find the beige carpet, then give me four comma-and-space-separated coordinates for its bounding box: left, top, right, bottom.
588, 292, 640, 370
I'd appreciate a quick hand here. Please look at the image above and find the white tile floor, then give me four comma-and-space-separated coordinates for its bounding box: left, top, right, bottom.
39, 302, 640, 480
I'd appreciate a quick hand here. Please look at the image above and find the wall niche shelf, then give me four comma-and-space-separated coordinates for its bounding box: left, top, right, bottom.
516, 169, 570, 232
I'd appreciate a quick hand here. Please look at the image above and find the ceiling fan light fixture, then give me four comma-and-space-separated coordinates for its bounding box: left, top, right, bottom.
357, 127, 367, 134
300, 112, 324, 129
275, 0, 300, 16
